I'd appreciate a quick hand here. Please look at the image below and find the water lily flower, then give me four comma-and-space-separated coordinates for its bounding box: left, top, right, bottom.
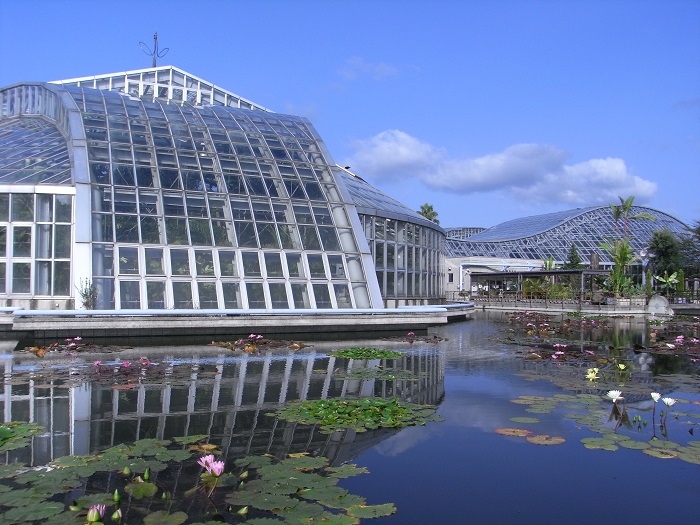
93, 361, 102, 367
407, 331, 415, 337
111, 508, 122, 521
121, 361, 132, 368
197, 454, 215, 469
617, 363, 627, 370
86, 504, 105, 523
650, 392, 661, 402
585, 350, 595, 355
585, 368, 599, 381
662, 397, 676, 407
607, 390, 624, 403
209, 460, 225, 477
74, 336, 82, 341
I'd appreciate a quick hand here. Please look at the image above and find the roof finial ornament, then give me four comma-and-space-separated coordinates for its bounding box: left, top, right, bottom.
139, 31, 169, 68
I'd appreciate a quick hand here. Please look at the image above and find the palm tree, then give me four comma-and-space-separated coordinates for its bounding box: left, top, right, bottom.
418, 203, 440, 224
610, 196, 655, 237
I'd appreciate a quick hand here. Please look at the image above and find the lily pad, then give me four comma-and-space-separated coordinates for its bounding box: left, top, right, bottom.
124, 480, 158, 499
143, 511, 189, 525
618, 440, 651, 450
526, 434, 566, 445
494, 428, 533, 437
347, 503, 398, 518
643, 448, 679, 459
510, 417, 540, 424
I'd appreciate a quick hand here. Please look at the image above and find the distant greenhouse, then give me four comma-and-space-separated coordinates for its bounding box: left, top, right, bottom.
445, 206, 688, 266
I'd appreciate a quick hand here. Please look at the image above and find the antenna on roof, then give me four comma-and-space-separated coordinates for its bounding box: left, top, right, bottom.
139, 31, 169, 67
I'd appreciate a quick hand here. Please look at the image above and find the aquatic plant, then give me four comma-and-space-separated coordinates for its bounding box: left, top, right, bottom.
271, 397, 442, 434
328, 347, 405, 359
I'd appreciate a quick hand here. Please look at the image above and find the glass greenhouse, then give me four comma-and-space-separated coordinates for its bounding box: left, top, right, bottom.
0, 66, 444, 311
446, 206, 688, 266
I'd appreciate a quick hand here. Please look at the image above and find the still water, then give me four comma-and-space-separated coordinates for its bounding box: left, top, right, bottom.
1, 310, 699, 524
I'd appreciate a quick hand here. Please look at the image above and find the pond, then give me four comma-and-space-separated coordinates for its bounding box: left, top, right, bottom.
1, 310, 699, 524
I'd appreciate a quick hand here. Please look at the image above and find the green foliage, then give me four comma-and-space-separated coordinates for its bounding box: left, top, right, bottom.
600, 238, 637, 297
417, 203, 440, 224
0, 422, 43, 452
649, 228, 682, 277
328, 347, 405, 359
609, 196, 655, 237
228, 454, 397, 522
562, 244, 583, 269
271, 397, 442, 434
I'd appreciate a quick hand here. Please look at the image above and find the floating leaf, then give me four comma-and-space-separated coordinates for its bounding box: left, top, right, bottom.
494, 428, 533, 437
347, 503, 397, 518
1, 501, 64, 521
143, 511, 189, 525
171, 434, 209, 445
618, 440, 650, 450
643, 448, 679, 459
526, 434, 566, 445
510, 417, 540, 424
124, 481, 158, 499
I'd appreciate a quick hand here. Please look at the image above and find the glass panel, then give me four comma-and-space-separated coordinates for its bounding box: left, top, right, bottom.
93, 214, 113, 244
55, 195, 72, 222
291, 283, 310, 308
264, 253, 284, 277
327, 255, 345, 278
172, 281, 193, 308
246, 282, 266, 308
269, 283, 289, 308
119, 281, 141, 309
140, 217, 162, 244
0, 262, 5, 293
12, 262, 31, 293
218, 251, 238, 276
54, 261, 70, 295
195, 250, 215, 276
286, 253, 305, 278
0, 194, 9, 221
234, 222, 257, 248
0, 226, 5, 257
146, 281, 165, 308
386, 244, 395, 269
54, 224, 71, 258
241, 252, 261, 277
170, 249, 190, 276
36, 194, 53, 222
118, 247, 139, 274
36, 224, 52, 258
145, 248, 164, 275
11, 194, 33, 221
222, 282, 242, 308
113, 165, 135, 186
313, 284, 332, 308
307, 254, 326, 278
136, 166, 154, 187
138, 192, 158, 215
189, 219, 212, 245
94, 278, 115, 309
318, 226, 340, 251
299, 225, 320, 250
212, 220, 233, 247
35, 261, 51, 295
278, 224, 301, 249
13, 226, 32, 257
92, 244, 114, 276
197, 282, 218, 308
114, 215, 139, 242
333, 283, 352, 308
257, 223, 280, 248
165, 218, 189, 244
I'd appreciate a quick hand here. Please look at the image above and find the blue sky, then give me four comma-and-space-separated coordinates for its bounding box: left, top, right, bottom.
1, 0, 698, 229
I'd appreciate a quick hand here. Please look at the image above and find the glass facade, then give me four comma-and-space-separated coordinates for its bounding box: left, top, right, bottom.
446, 206, 688, 266
0, 67, 443, 310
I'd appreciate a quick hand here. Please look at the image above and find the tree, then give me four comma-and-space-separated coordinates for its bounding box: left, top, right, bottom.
562, 244, 583, 270
648, 229, 681, 277
600, 238, 637, 297
680, 219, 700, 278
417, 203, 440, 224
609, 196, 655, 237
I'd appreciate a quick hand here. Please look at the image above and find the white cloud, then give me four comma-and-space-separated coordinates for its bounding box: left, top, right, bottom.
337, 56, 399, 81
345, 130, 658, 207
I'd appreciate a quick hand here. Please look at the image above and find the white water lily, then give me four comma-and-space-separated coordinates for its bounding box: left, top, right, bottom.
650, 392, 661, 402
607, 390, 624, 403
661, 397, 677, 407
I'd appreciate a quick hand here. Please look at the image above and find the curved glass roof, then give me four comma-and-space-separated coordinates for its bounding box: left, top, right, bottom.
335, 167, 444, 232
446, 205, 689, 265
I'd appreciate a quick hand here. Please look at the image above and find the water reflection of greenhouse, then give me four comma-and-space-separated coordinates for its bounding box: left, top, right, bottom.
1, 348, 444, 467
